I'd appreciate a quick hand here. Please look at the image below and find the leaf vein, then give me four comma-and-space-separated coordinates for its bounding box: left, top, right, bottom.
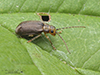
82, 49, 100, 68
56, 0, 65, 12
35, 0, 43, 12
20, 0, 27, 11
78, 0, 87, 14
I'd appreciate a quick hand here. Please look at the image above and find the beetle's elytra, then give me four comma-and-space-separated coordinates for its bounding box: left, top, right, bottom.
16, 21, 86, 53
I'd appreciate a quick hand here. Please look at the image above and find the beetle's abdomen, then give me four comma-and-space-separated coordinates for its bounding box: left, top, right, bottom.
15, 21, 44, 36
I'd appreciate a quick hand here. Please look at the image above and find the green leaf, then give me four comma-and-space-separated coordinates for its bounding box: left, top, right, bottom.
0, 0, 100, 75
76, 68, 100, 75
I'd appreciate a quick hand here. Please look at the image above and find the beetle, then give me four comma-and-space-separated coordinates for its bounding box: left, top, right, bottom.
15, 21, 85, 53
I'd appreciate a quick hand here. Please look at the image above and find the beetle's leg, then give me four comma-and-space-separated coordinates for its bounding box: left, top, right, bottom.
44, 33, 56, 50
27, 34, 42, 43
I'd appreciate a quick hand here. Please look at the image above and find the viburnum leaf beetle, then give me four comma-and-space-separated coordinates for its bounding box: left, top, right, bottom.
15, 21, 85, 54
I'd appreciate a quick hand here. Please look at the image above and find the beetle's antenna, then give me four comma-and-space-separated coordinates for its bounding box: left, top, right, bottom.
56, 32, 71, 54
57, 26, 86, 30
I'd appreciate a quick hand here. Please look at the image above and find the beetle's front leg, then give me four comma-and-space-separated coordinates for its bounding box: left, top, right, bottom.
44, 33, 56, 50
27, 34, 42, 43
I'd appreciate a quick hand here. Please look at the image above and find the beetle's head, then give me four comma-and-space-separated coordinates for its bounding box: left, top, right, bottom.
43, 24, 56, 36
49, 25, 56, 36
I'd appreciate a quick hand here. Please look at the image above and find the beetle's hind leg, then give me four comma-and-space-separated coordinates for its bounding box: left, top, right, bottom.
27, 34, 42, 43
44, 33, 56, 50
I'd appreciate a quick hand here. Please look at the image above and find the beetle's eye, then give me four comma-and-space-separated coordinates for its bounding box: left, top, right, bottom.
51, 30, 54, 33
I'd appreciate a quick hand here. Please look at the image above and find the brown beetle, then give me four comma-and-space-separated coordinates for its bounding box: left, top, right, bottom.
15, 21, 85, 53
